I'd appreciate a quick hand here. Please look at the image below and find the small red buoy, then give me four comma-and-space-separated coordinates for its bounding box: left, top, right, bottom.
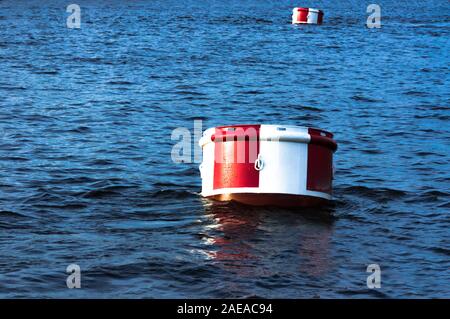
292, 7, 324, 25
199, 125, 337, 207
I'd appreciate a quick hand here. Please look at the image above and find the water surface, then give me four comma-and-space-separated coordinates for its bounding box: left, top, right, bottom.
0, 0, 449, 298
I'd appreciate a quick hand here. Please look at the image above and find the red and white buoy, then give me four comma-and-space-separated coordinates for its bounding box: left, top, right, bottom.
292, 7, 324, 25
199, 124, 337, 207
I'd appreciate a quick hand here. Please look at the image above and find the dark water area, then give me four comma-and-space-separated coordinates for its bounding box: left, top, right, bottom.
0, 0, 449, 298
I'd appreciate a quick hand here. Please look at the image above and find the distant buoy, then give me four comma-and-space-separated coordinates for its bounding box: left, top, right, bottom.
199, 125, 337, 207
292, 7, 324, 25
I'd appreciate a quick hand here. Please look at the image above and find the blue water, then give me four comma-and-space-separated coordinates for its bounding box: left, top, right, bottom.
0, 0, 449, 298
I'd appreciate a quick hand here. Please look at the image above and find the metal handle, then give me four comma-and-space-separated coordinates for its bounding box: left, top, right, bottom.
254, 154, 264, 171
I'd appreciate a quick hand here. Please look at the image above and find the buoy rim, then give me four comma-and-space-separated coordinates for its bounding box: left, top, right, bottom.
199, 124, 337, 152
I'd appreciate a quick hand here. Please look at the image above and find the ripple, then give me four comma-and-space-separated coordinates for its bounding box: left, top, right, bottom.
81, 186, 136, 199
0, 1, 448, 298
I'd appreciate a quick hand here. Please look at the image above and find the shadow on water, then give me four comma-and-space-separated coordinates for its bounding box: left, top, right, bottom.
200, 199, 336, 280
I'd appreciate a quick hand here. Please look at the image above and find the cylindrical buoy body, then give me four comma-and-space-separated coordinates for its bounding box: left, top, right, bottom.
198, 124, 337, 207
292, 7, 324, 25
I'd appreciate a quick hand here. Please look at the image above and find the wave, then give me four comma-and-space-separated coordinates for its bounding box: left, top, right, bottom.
210, 16, 273, 25
0, 210, 29, 219
107, 81, 136, 85
429, 247, 450, 256
350, 95, 382, 103
338, 185, 408, 200
81, 185, 136, 199
151, 189, 196, 200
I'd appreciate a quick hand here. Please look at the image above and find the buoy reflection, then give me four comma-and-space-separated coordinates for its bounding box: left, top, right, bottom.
200, 199, 335, 278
